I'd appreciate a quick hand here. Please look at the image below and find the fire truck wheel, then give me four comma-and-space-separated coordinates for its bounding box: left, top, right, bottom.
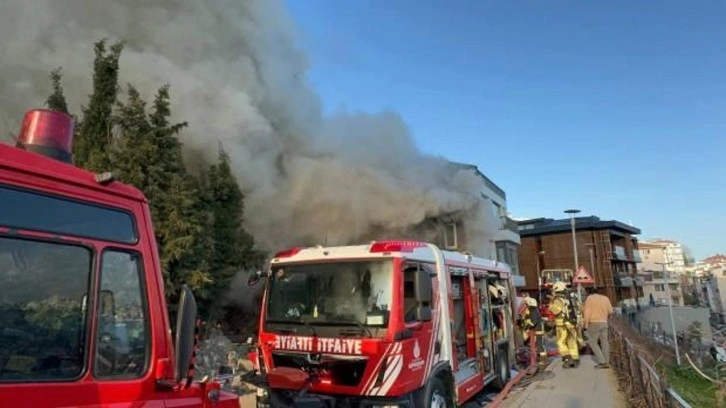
420, 377, 449, 408
492, 348, 510, 390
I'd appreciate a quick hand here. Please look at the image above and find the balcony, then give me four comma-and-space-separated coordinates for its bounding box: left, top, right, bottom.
502, 216, 519, 233
612, 246, 628, 261
615, 275, 634, 287
494, 216, 521, 245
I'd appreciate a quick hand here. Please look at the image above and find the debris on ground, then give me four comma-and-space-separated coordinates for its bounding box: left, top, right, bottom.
194, 324, 257, 397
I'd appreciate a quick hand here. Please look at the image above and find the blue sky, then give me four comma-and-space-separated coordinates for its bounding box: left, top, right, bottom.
286, 0, 726, 260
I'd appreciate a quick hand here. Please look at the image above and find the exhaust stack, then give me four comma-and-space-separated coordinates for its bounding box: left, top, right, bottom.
16, 109, 75, 164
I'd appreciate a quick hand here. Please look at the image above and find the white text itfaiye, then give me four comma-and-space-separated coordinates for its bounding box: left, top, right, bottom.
274, 335, 363, 355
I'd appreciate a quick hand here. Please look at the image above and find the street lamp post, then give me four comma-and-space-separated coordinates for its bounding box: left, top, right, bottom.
657, 261, 681, 366
565, 209, 582, 301
536, 250, 546, 304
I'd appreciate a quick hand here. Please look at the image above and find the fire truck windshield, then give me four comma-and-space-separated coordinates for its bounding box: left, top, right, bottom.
265, 260, 393, 332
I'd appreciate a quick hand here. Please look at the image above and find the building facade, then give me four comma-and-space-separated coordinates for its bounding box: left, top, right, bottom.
639, 239, 687, 274
517, 216, 642, 308
639, 271, 684, 307
430, 162, 522, 285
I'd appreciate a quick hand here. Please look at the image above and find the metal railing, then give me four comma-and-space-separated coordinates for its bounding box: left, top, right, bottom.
610, 318, 692, 408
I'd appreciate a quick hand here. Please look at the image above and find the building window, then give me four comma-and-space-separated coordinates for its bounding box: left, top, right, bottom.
655, 284, 665, 292
444, 223, 458, 249
508, 247, 519, 275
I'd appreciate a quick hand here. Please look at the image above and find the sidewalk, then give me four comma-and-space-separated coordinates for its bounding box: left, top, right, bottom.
502, 356, 626, 408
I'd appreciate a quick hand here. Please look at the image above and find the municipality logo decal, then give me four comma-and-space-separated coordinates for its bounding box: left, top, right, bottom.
408, 339, 425, 370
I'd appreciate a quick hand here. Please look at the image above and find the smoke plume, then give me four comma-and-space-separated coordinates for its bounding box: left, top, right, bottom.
0, 0, 499, 257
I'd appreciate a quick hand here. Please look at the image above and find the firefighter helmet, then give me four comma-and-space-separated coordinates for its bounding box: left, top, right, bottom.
524, 296, 538, 307
552, 281, 567, 293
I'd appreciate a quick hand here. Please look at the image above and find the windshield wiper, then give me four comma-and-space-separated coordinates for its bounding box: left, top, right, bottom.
298, 318, 318, 337
326, 318, 373, 338
267, 318, 318, 336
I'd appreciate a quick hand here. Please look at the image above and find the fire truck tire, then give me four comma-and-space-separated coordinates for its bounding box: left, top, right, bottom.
419, 377, 449, 408
492, 348, 510, 390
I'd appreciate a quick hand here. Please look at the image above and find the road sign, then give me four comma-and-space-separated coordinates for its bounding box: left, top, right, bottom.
573, 266, 594, 284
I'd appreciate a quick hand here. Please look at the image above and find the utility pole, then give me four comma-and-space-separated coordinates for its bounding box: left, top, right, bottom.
657, 261, 681, 366
565, 209, 582, 301
585, 243, 597, 289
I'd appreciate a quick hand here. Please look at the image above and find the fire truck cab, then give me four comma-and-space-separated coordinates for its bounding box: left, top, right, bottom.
247, 240, 516, 407
0, 109, 239, 407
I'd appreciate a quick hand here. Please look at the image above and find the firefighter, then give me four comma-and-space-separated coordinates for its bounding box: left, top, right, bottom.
517, 293, 547, 367
548, 282, 580, 368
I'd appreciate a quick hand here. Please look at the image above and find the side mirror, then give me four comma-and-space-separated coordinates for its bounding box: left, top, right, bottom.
414, 268, 432, 304
174, 285, 198, 385
248, 270, 263, 287
416, 306, 432, 322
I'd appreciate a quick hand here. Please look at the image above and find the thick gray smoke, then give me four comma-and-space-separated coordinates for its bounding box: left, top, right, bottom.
0, 0, 499, 257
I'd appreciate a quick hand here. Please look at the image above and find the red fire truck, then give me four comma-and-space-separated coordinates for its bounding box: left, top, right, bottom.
246, 240, 516, 407
0, 109, 240, 407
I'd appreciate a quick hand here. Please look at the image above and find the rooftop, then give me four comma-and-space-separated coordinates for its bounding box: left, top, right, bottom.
516, 216, 641, 237
644, 238, 681, 246
703, 254, 726, 265
448, 161, 506, 200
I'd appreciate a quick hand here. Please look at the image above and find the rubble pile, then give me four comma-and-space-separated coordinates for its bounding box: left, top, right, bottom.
194, 326, 255, 396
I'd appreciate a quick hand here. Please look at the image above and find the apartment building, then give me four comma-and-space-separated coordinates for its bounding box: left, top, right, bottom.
639, 270, 684, 306
517, 216, 642, 309
639, 239, 687, 274
424, 162, 523, 286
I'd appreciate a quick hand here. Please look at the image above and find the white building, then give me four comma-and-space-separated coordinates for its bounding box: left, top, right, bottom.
639, 239, 686, 274
441, 162, 522, 285
640, 271, 684, 306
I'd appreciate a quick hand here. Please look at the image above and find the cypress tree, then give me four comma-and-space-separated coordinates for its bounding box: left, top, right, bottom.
45, 68, 69, 114
204, 146, 262, 314
74, 40, 124, 172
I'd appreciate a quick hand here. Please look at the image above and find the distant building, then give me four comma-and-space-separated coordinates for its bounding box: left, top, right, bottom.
637, 240, 687, 307
694, 257, 726, 322
639, 239, 687, 274
639, 270, 684, 307
516, 216, 642, 309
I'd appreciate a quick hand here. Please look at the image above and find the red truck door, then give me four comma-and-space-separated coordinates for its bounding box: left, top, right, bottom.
0, 181, 166, 407
393, 262, 436, 393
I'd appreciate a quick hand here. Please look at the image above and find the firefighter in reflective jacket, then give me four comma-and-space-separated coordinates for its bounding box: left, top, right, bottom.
517, 293, 547, 367
548, 282, 580, 368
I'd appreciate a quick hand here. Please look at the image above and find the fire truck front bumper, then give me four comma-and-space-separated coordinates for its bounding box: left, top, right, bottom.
255, 386, 416, 408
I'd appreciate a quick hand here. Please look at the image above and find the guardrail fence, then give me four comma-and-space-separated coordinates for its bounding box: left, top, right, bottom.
610, 318, 692, 408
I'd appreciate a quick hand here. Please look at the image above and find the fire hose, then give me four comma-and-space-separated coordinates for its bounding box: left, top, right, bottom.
485, 332, 542, 408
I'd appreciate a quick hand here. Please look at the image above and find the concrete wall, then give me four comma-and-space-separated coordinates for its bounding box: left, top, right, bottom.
634, 306, 713, 344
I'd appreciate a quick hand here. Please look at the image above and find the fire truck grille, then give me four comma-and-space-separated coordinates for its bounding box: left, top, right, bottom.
272, 352, 368, 387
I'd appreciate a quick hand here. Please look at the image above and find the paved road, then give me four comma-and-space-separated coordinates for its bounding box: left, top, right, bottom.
502, 356, 626, 408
